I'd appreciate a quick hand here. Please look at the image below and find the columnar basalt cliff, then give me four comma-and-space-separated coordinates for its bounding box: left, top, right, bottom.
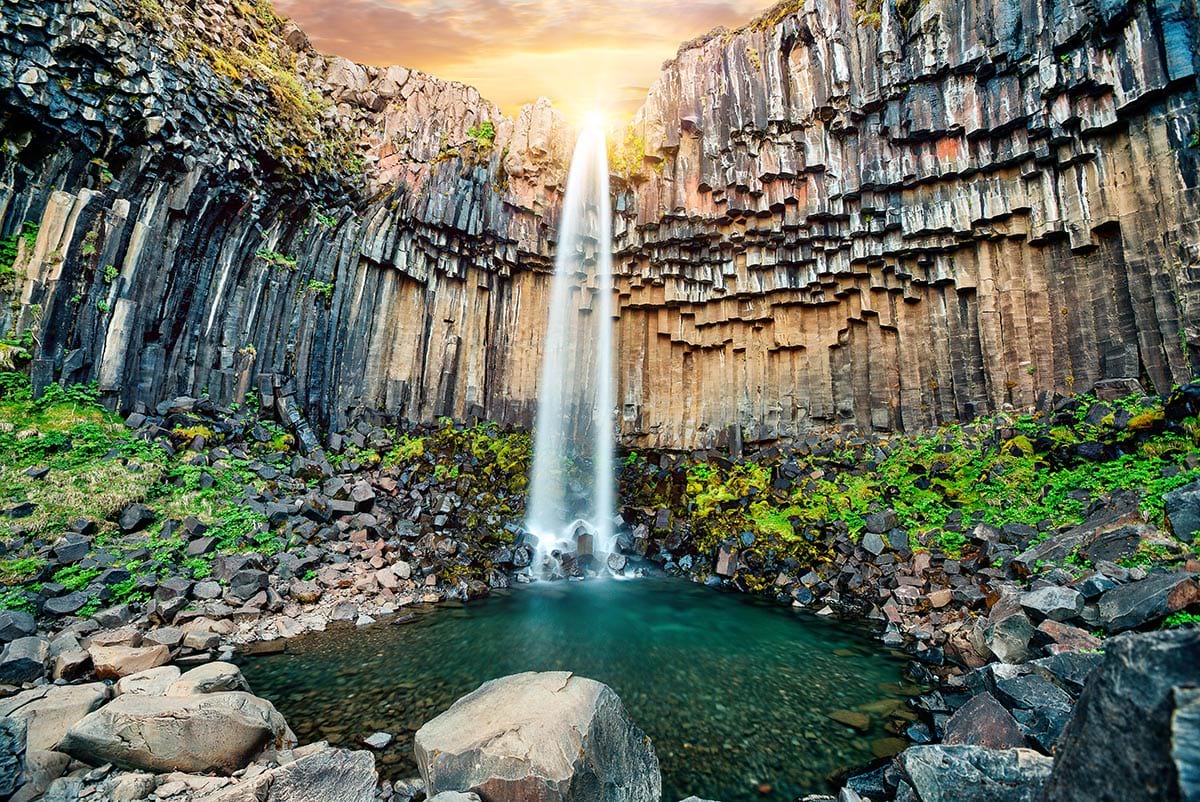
1, 0, 1199, 449
614, 0, 1200, 446
0, 0, 572, 434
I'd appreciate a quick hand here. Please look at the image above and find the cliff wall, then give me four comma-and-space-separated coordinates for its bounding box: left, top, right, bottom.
0, 0, 570, 433
2, 0, 1199, 448
614, 0, 1200, 446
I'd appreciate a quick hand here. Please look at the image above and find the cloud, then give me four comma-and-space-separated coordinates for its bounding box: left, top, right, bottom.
276, 0, 775, 118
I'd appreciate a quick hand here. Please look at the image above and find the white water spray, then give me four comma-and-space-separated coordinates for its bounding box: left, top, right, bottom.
525, 120, 616, 574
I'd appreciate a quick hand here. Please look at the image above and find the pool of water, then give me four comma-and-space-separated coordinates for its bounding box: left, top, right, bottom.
239, 575, 920, 802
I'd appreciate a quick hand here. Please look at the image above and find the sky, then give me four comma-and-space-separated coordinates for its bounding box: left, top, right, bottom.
276, 0, 776, 123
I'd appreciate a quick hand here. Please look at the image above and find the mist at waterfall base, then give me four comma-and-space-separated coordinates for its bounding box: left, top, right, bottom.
524, 120, 617, 574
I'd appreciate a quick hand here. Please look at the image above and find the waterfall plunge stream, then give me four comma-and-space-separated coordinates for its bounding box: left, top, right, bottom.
525, 121, 616, 575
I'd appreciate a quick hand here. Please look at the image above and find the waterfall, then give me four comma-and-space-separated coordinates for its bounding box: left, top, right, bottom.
525, 119, 616, 576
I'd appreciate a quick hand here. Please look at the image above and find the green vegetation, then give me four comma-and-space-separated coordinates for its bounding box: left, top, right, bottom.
306, 280, 334, 302
103, 264, 119, 283
466, 121, 496, 150
256, 249, 298, 270
0, 222, 39, 288
0, 366, 291, 616
608, 127, 647, 182
1163, 611, 1200, 628
624, 389, 1200, 575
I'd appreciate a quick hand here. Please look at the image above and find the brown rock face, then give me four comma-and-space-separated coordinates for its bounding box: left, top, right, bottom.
612, 0, 1200, 446
1, 0, 1198, 449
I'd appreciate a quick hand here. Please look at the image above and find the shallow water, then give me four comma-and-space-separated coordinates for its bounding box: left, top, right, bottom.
239, 576, 919, 802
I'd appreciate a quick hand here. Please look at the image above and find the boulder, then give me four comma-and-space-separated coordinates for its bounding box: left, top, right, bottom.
43, 591, 89, 617
1164, 481, 1200, 542
1018, 587, 1083, 622
116, 666, 181, 696
0, 716, 23, 797
415, 671, 660, 802
1043, 628, 1200, 801
118, 503, 155, 533
57, 691, 294, 774
714, 543, 738, 577
943, 692, 1026, 749
982, 613, 1034, 664
1096, 572, 1200, 632
0, 610, 37, 644
0, 637, 49, 683
897, 745, 1053, 802
0, 683, 109, 752
208, 746, 376, 802
167, 662, 251, 696
1172, 688, 1200, 800
88, 644, 170, 679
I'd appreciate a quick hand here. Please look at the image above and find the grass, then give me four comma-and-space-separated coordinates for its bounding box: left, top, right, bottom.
0, 367, 287, 615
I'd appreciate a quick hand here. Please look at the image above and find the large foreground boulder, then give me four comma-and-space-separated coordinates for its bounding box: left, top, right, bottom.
1043, 628, 1200, 801
57, 691, 294, 774
415, 671, 660, 802
896, 745, 1053, 802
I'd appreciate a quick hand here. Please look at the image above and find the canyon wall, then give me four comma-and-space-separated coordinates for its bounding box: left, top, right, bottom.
614, 0, 1200, 446
0, 0, 571, 433
2, 0, 1199, 448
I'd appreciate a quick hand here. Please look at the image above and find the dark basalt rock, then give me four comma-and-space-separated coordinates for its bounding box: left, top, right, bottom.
1044, 629, 1200, 802
896, 745, 1053, 802
0, 636, 49, 683
943, 692, 1027, 750
1096, 572, 1200, 632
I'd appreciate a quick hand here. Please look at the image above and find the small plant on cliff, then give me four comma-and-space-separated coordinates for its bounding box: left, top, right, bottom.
853, 0, 883, 27
0, 222, 39, 287
103, 264, 119, 283
609, 127, 647, 182
306, 280, 334, 302
81, 230, 99, 258
255, 249, 298, 271
466, 121, 496, 150
96, 300, 110, 313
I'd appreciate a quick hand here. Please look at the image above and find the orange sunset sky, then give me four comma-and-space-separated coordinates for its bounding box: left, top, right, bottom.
276, 0, 777, 122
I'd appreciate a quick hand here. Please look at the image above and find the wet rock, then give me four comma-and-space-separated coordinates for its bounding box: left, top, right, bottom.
1044, 629, 1200, 801
943, 692, 1026, 749
828, 710, 871, 732
364, 732, 392, 749
57, 691, 294, 774
415, 671, 660, 802
208, 746, 376, 802
0, 636, 49, 683
1096, 572, 1200, 632
898, 745, 1053, 802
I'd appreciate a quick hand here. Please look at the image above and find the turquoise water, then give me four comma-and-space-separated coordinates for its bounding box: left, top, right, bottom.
239, 576, 919, 802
